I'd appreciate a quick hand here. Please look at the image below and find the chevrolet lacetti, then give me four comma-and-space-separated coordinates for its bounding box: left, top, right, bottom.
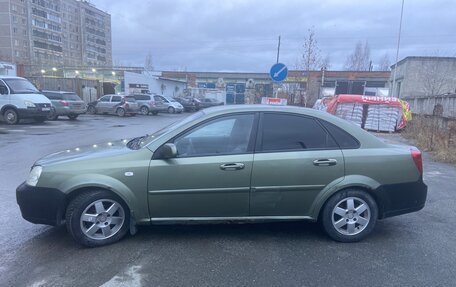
16, 105, 427, 247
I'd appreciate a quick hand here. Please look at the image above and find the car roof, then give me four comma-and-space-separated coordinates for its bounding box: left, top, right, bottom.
0, 75, 26, 80
41, 90, 76, 94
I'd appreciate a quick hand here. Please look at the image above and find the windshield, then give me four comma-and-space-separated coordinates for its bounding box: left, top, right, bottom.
4, 79, 39, 94
138, 110, 205, 148
62, 93, 82, 101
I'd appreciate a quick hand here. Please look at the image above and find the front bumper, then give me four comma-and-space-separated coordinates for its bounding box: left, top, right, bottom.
16, 182, 66, 226
17, 108, 51, 119
376, 178, 428, 219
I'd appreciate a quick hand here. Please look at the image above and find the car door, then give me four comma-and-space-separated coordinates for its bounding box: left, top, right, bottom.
96, 95, 111, 113
0, 80, 11, 109
109, 95, 122, 113
148, 113, 257, 218
154, 95, 168, 110
250, 112, 345, 216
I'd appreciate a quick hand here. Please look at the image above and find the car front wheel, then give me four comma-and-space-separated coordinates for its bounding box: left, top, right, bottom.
65, 190, 130, 247
168, 106, 175, 114
116, 108, 126, 117
3, 108, 19, 125
87, 105, 96, 114
321, 189, 378, 242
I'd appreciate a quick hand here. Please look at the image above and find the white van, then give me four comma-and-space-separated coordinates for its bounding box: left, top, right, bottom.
0, 76, 52, 124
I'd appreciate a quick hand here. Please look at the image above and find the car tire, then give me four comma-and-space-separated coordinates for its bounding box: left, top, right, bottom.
168, 106, 175, 114
116, 108, 126, 117
34, 117, 46, 123
68, 114, 79, 120
3, 108, 19, 125
321, 189, 378, 243
87, 105, 96, 114
140, 106, 149, 115
47, 108, 58, 121
65, 190, 130, 247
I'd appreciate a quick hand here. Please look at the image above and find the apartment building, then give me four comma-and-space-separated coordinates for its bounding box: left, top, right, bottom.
0, 0, 112, 75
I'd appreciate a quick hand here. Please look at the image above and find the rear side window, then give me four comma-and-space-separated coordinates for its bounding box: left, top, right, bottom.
125, 96, 136, 102
260, 113, 338, 152
134, 95, 149, 101
44, 92, 62, 100
111, 96, 121, 102
320, 120, 360, 149
62, 93, 81, 101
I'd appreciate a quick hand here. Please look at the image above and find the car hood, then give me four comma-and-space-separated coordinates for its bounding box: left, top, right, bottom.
35, 138, 133, 166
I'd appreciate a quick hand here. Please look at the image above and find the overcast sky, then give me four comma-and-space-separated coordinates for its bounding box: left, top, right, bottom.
91, 0, 456, 72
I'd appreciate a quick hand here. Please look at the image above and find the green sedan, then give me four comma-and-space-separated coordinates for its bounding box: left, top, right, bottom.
16, 105, 427, 247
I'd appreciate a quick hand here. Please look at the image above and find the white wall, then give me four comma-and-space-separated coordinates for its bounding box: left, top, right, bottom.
123, 71, 186, 98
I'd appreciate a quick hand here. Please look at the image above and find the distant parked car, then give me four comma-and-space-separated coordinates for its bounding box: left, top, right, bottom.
87, 94, 139, 117
131, 94, 167, 115
41, 90, 86, 120
199, 98, 224, 109
154, 95, 184, 114
173, 97, 201, 112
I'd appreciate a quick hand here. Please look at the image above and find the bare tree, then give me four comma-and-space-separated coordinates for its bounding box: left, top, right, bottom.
301, 27, 322, 106
321, 55, 331, 70
378, 53, 390, 71
419, 60, 451, 96
344, 41, 370, 71
144, 52, 154, 72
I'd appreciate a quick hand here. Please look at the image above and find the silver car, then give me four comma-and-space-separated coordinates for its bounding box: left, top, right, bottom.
87, 94, 139, 117
131, 94, 168, 115
154, 95, 184, 114
41, 90, 86, 120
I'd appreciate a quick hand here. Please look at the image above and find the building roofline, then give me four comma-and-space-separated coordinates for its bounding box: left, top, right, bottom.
392, 56, 456, 68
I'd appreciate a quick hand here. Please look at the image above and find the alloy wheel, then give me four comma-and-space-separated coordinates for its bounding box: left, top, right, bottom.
79, 199, 125, 240
331, 196, 371, 236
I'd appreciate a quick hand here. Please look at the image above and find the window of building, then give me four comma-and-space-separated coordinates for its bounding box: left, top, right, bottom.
260, 113, 338, 152
13, 27, 18, 34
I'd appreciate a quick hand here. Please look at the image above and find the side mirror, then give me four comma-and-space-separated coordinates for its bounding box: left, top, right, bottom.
0, 86, 8, 95
157, 143, 177, 159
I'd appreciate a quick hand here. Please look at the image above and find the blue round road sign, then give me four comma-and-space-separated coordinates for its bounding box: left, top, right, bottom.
270, 63, 288, 82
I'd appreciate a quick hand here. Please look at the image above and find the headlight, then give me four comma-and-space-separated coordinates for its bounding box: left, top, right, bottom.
24, 101, 36, 108
26, 166, 42, 186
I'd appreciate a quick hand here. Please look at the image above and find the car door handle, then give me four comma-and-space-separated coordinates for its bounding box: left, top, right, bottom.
220, 163, 245, 171
313, 159, 337, 166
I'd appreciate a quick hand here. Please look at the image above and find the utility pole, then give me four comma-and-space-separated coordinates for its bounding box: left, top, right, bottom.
276, 36, 281, 63
392, 0, 405, 98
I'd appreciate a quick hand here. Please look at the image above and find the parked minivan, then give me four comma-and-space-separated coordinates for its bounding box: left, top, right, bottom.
41, 90, 86, 120
87, 94, 139, 117
131, 94, 167, 115
0, 76, 52, 124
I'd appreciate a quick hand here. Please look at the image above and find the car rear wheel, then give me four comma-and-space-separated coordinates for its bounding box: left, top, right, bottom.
140, 106, 149, 115
3, 108, 19, 125
321, 189, 378, 242
168, 106, 175, 114
68, 114, 79, 120
116, 107, 126, 117
87, 105, 96, 114
65, 190, 130, 247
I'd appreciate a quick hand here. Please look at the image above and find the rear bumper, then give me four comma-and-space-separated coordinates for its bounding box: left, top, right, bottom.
16, 182, 65, 226
55, 107, 86, 116
376, 178, 428, 219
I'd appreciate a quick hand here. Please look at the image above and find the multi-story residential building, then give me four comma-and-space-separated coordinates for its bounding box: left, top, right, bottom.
0, 0, 112, 75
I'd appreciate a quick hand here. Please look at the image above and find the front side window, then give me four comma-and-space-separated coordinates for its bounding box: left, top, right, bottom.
260, 113, 338, 152
174, 114, 255, 157
99, 96, 110, 102
111, 96, 121, 102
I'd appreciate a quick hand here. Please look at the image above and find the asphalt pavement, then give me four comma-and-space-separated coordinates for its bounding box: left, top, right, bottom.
0, 113, 455, 287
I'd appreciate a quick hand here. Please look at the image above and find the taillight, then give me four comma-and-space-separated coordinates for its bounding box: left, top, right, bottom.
411, 148, 423, 176
60, 100, 69, 106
